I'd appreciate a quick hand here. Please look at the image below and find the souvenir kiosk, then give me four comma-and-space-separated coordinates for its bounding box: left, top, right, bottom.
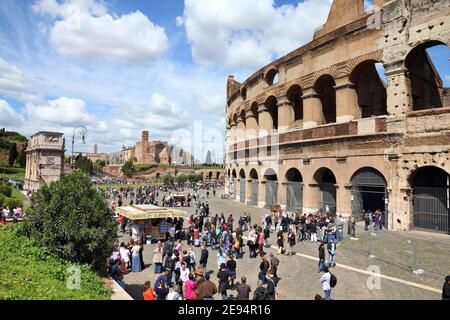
116, 205, 187, 242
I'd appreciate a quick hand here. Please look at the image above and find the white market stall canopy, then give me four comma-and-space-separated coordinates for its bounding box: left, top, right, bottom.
116, 205, 187, 220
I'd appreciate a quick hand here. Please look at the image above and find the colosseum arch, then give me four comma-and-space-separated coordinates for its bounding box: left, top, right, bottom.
265, 68, 279, 86
238, 169, 246, 203
285, 168, 303, 212
264, 95, 278, 130
241, 87, 247, 101
264, 168, 278, 207
249, 168, 259, 206
314, 167, 337, 215
350, 167, 388, 222
409, 166, 450, 234
240, 109, 247, 127
350, 60, 387, 118
286, 84, 304, 125
314, 75, 336, 124
405, 40, 450, 111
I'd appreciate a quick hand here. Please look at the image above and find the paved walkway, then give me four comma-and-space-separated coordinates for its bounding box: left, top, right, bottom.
113, 188, 448, 300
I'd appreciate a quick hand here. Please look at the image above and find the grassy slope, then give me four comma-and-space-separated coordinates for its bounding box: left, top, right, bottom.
0, 166, 25, 180
0, 225, 111, 300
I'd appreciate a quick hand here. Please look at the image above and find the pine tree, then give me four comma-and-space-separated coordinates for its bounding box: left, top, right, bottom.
8, 143, 18, 166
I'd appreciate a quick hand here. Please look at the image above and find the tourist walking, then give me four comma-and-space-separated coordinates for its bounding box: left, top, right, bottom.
320, 267, 332, 300
199, 245, 209, 269
196, 274, 217, 300
258, 255, 270, 283
266, 271, 277, 300
235, 276, 251, 300
253, 280, 268, 300
153, 241, 164, 274
226, 255, 237, 289
318, 242, 326, 273
155, 280, 169, 300
286, 228, 296, 256
184, 274, 198, 300
217, 263, 230, 300
327, 239, 336, 267
269, 253, 280, 278
217, 248, 227, 269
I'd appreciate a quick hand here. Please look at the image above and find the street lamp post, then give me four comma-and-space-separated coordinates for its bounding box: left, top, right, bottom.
71, 126, 87, 170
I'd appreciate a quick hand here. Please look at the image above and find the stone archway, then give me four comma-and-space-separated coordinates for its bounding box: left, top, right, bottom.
410, 166, 450, 234
264, 168, 278, 208
285, 168, 303, 212
314, 168, 337, 215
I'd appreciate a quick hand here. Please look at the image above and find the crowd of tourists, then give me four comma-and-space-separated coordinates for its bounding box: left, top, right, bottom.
0, 205, 24, 224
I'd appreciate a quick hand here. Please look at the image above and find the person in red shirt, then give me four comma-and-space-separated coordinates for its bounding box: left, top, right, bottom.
143, 281, 156, 300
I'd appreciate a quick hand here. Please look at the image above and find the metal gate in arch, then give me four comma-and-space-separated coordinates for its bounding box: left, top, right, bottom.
286, 181, 303, 212
265, 180, 278, 208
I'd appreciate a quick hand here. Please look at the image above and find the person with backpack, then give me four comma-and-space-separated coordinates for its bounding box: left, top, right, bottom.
320, 267, 336, 300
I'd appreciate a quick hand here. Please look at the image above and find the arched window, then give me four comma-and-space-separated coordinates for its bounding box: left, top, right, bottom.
405, 41, 450, 111
314, 75, 336, 124
350, 61, 387, 118
287, 85, 304, 123
265, 69, 279, 86
264, 96, 278, 130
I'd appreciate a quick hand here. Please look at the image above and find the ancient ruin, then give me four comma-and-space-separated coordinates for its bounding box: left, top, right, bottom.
225, 0, 450, 234
24, 131, 65, 191
109, 130, 170, 165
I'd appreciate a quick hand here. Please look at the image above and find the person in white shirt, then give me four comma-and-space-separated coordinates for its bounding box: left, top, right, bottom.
119, 242, 130, 269
180, 263, 190, 283
320, 267, 331, 300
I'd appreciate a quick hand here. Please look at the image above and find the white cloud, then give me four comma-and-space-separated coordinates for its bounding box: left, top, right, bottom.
0, 100, 25, 127
179, 0, 332, 69
25, 96, 95, 126
33, 0, 169, 64
0, 58, 39, 103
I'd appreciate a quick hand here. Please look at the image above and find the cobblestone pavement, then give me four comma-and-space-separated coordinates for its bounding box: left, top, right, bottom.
113, 188, 448, 300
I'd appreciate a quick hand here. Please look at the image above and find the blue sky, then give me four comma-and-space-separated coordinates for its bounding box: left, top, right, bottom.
0, 0, 448, 162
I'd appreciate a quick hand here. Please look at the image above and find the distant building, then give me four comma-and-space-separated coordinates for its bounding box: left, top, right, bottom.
109, 130, 170, 165
78, 144, 109, 163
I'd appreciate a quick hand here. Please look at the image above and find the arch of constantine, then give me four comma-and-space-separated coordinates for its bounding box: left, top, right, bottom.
224, 0, 450, 234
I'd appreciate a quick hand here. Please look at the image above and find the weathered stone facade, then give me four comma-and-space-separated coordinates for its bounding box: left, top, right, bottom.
24, 132, 65, 191
225, 0, 450, 234
109, 130, 170, 165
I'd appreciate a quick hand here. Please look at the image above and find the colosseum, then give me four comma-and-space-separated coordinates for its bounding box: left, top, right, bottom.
224, 0, 450, 234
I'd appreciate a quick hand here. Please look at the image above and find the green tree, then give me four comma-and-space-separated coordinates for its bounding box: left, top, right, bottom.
175, 174, 188, 184
75, 156, 94, 176
22, 172, 116, 273
17, 150, 26, 168
162, 173, 174, 186
121, 159, 135, 178
8, 143, 18, 166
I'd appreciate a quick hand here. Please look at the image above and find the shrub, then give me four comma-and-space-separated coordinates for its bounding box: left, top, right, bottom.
22, 172, 117, 273
0, 184, 13, 197
3, 198, 22, 209
0, 194, 5, 207
121, 159, 135, 178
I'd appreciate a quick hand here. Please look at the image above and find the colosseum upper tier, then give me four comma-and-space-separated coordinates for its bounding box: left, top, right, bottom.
224, 0, 450, 234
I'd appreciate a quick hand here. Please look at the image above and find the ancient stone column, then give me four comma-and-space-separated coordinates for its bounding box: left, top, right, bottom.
277, 97, 294, 132
385, 65, 413, 115
236, 119, 246, 142
335, 77, 360, 123
258, 105, 273, 137
302, 87, 323, 129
